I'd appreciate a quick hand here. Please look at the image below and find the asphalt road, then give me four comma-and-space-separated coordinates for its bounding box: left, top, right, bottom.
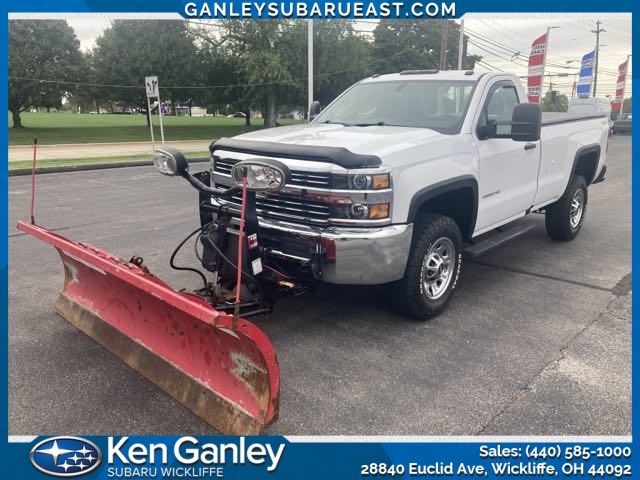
8, 135, 631, 436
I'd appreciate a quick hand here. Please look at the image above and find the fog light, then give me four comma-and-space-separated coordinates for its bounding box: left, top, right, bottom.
350, 203, 369, 219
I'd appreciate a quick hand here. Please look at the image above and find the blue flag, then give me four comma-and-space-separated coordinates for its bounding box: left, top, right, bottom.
576, 50, 595, 98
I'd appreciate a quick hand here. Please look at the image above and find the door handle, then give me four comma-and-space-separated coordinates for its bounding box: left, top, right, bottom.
524, 143, 537, 151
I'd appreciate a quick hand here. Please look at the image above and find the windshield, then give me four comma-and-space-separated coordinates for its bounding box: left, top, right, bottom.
314, 80, 476, 134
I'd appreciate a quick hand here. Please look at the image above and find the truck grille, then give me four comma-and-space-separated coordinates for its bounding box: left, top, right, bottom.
217, 190, 332, 226
213, 157, 332, 189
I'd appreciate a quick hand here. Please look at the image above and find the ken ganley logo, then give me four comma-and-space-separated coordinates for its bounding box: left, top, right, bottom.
30, 436, 102, 477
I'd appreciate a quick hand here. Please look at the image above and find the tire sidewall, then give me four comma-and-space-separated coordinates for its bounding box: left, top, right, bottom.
568, 178, 588, 237
412, 220, 463, 315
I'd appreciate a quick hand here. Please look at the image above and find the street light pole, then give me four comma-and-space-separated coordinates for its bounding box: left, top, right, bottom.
307, 20, 313, 120
457, 19, 464, 70
541, 26, 560, 102
592, 19, 606, 97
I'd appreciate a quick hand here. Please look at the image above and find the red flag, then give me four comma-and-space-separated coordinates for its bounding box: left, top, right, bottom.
527, 33, 548, 103
612, 59, 629, 112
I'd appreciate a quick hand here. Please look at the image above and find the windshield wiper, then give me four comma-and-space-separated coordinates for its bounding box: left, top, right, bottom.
319, 120, 348, 125
348, 121, 388, 127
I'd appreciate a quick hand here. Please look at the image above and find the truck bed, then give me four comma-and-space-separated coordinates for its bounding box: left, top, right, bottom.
541, 112, 605, 126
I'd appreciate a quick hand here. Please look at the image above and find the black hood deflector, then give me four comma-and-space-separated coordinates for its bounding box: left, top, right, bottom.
210, 137, 382, 169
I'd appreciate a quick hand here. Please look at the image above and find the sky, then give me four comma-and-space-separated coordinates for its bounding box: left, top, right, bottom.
65, 14, 632, 99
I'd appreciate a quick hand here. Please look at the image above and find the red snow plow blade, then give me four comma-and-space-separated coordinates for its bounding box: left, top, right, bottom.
17, 221, 280, 435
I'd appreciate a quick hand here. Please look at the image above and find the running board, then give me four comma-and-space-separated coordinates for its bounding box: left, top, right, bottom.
464, 224, 536, 259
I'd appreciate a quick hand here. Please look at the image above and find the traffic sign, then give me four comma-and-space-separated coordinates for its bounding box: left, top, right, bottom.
145, 76, 159, 98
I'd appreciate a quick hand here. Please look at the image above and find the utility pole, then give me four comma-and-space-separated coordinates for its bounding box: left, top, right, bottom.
591, 20, 605, 97
457, 19, 464, 70
307, 20, 313, 120
440, 20, 449, 70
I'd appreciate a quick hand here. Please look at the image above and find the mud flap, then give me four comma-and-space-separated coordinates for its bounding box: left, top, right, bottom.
17, 221, 279, 435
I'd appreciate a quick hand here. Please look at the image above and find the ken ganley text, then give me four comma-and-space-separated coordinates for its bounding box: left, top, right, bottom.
184, 1, 456, 18
106, 437, 286, 477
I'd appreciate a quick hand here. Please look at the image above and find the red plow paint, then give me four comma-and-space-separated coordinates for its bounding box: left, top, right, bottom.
17, 221, 280, 435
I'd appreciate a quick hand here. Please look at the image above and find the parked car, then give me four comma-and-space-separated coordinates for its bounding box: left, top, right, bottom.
568, 97, 613, 135
613, 113, 632, 134
227, 112, 246, 118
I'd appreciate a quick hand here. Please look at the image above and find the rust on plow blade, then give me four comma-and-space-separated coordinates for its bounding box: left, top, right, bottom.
17, 221, 280, 435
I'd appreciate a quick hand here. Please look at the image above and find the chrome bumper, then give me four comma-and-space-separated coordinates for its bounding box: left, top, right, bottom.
229, 217, 413, 285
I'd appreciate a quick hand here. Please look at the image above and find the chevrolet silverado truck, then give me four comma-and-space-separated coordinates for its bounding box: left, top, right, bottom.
171, 70, 609, 319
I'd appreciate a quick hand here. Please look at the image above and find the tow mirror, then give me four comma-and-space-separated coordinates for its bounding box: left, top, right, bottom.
511, 103, 541, 142
153, 146, 189, 176
477, 118, 497, 140
309, 101, 322, 121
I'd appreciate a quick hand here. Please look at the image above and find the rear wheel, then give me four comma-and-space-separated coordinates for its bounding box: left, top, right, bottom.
545, 175, 588, 241
391, 214, 463, 319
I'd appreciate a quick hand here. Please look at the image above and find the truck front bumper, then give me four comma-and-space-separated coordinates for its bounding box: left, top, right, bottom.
244, 218, 414, 285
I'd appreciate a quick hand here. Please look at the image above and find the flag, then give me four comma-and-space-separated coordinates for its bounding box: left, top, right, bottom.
612, 59, 629, 112
527, 32, 548, 103
576, 51, 595, 98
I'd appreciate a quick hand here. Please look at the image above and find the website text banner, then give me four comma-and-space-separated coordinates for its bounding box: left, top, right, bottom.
4, 0, 636, 17
5, 436, 636, 479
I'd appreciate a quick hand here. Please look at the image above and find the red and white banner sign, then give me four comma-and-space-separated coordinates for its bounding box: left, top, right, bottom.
527, 32, 548, 103
612, 59, 629, 112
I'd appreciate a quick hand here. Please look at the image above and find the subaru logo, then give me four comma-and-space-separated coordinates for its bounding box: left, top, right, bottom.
30, 436, 102, 477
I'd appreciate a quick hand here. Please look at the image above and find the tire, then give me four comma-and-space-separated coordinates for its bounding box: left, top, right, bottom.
545, 175, 588, 241
391, 214, 463, 320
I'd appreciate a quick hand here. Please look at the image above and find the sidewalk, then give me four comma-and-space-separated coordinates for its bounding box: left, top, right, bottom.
9, 139, 212, 162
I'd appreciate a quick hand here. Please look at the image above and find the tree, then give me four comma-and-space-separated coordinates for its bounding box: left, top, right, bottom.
542, 90, 569, 112
9, 20, 83, 128
195, 20, 373, 126
373, 20, 479, 74
622, 97, 632, 114
92, 20, 202, 125
200, 21, 297, 128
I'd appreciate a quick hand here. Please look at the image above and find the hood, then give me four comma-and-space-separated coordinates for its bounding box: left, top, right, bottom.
232, 123, 444, 160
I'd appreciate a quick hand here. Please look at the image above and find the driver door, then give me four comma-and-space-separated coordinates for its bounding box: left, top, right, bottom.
474, 80, 540, 233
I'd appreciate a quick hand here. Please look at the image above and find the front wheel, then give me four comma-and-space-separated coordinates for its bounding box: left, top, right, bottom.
545, 175, 588, 241
391, 214, 463, 320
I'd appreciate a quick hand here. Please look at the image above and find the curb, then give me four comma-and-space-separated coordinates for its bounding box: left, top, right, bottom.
9, 157, 210, 177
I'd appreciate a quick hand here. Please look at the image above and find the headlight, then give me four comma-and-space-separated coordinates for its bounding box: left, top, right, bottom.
231, 160, 291, 192
348, 173, 390, 190
153, 147, 188, 176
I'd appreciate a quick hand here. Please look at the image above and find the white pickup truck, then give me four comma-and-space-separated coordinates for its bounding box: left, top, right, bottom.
186, 70, 608, 319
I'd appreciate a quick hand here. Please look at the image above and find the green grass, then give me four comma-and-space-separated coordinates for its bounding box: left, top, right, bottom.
9, 112, 303, 145
8, 151, 209, 170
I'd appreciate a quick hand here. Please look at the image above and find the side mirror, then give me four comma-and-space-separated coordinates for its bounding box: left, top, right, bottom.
511, 103, 541, 142
477, 118, 497, 140
309, 100, 322, 121
153, 146, 189, 176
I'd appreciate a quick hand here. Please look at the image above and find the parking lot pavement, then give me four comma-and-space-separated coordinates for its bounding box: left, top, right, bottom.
8, 135, 631, 436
